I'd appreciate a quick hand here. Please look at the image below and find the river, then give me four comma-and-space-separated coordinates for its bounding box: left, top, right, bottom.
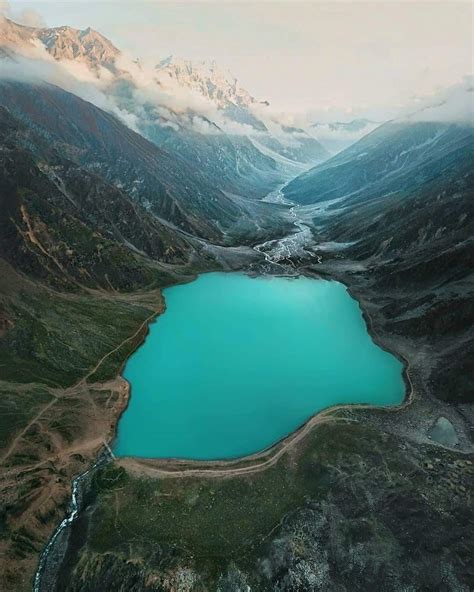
255, 182, 321, 269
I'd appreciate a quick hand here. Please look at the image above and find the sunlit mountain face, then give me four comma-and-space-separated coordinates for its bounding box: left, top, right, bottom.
0, 15, 329, 200
0, 5, 473, 592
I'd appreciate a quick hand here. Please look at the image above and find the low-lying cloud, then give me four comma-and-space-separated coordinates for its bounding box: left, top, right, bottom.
0, 18, 316, 145
401, 76, 474, 124
0, 1, 45, 27
1, 13, 471, 152
0, 44, 141, 131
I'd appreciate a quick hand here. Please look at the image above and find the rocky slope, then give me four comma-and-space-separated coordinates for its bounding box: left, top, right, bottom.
284, 120, 473, 205
0, 15, 119, 71
0, 117, 189, 291
0, 16, 328, 200
0, 79, 293, 246
52, 419, 474, 591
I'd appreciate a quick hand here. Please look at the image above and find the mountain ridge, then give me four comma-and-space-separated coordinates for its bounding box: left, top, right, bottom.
0, 15, 330, 193
284, 119, 474, 205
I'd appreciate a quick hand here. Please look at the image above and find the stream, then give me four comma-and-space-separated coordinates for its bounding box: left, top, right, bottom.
255, 183, 321, 270
33, 449, 113, 592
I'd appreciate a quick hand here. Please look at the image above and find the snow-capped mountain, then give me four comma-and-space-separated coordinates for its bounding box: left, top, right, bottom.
155, 56, 257, 110
153, 55, 268, 131
0, 15, 119, 70
38, 25, 119, 71
152, 54, 329, 163
0, 16, 329, 196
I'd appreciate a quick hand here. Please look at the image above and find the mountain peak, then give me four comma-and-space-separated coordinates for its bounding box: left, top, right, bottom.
154, 55, 255, 110
37, 23, 119, 69
0, 17, 119, 71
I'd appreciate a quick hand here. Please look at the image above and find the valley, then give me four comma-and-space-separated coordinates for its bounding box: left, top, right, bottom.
6, 155, 471, 590
0, 10, 473, 592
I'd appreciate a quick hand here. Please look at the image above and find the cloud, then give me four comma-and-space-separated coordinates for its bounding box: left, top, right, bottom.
0, 12, 391, 141
5, 7, 469, 146
0, 46, 140, 131
401, 76, 474, 124
17, 9, 46, 27
0, 1, 45, 27
0, 41, 228, 136
108, 52, 269, 136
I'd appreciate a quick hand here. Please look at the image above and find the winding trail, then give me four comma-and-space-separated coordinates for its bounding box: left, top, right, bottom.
78, 306, 163, 386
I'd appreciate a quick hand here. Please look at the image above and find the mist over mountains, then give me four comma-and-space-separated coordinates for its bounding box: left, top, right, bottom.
0, 15, 329, 197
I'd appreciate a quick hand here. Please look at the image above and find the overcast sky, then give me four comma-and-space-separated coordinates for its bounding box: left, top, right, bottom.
4, 1, 473, 120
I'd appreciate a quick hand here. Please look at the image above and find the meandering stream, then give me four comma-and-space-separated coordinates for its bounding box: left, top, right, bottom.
33, 450, 112, 592
255, 183, 320, 268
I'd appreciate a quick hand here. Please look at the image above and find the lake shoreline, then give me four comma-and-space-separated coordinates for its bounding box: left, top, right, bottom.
111, 266, 413, 470
28, 261, 431, 591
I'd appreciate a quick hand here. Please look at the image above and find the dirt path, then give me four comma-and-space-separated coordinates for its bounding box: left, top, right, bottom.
77, 307, 162, 386
0, 294, 159, 470
0, 397, 57, 464
121, 412, 351, 480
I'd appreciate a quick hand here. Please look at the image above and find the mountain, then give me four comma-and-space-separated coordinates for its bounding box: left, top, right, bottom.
290, 79, 474, 205
253, 124, 330, 165
155, 56, 266, 129
0, 78, 296, 248
115, 55, 329, 191
0, 79, 245, 240
0, 107, 192, 291
288, 114, 474, 405
140, 118, 286, 200
284, 119, 473, 205
153, 55, 329, 164
316, 148, 473, 404
37, 26, 120, 71
311, 118, 381, 153
284, 87, 474, 409
0, 15, 119, 70
319, 118, 378, 132
0, 17, 328, 199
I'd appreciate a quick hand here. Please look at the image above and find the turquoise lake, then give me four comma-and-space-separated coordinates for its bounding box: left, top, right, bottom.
115, 273, 405, 459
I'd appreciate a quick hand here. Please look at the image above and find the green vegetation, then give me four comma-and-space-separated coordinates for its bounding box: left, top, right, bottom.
0, 288, 154, 388
0, 384, 52, 450
88, 424, 377, 560
65, 421, 474, 590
